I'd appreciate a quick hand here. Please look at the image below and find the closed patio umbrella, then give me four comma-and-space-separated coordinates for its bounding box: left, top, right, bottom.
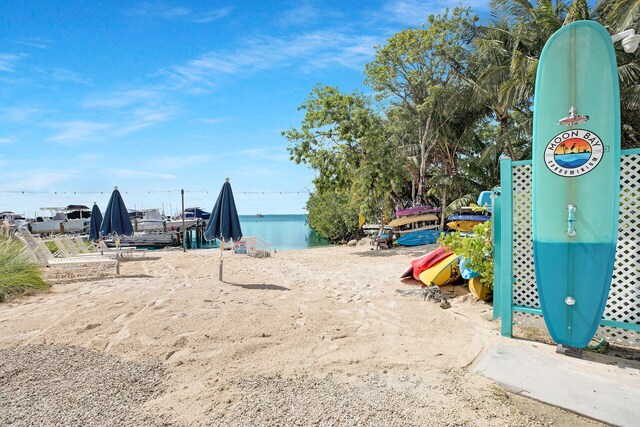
100, 186, 134, 238
88, 202, 103, 241
205, 178, 242, 281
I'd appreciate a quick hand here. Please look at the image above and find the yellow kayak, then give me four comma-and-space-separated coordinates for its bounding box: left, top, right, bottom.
468, 276, 492, 301
418, 253, 461, 287
446, 221, 484, 232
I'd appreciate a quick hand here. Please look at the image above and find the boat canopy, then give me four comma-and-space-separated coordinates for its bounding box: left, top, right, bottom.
142, 209, 163, 220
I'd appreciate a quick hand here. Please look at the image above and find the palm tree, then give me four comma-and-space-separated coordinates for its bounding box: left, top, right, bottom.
594, 0, 640, 148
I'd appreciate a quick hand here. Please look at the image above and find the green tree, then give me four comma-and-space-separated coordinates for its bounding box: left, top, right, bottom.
305, 192, 360, 241
365, 7, 480, 207
283, 85, 407, 240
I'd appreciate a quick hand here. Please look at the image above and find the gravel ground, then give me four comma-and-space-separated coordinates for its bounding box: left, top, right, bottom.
204, 373, 550, 427
0, 345, 170, 427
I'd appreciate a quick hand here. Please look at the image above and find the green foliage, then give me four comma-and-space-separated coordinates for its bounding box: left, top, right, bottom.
283, 85, 408, 229
305, 192, 360, 242
285, 0, 640, 238
438, 221, 494, 289
0, 238, 49, 302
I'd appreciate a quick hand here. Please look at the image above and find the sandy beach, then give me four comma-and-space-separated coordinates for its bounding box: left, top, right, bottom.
0, 244, 600, 426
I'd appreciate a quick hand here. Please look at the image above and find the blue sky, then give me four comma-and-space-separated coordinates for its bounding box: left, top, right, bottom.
0, 0, 490, 216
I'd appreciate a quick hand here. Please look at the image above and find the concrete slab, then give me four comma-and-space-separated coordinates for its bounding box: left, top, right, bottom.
474, 341, 640, 426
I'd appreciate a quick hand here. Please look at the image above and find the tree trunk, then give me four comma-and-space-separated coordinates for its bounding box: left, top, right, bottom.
417, 113, 433, 205
440, 187, 448, 231
499, 114, 517, 160
411, 174, 417, 206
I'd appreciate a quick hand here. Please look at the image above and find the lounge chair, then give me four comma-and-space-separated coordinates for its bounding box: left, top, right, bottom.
55, 235, 138, 259
15, 229, 119, 281
376, 229, 394, 250
91, 238, 139, 258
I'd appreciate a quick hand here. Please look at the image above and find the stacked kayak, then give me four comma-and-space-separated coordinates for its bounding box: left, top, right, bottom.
400, 247, 452, 280
418, 253, 461, 286
400, 248, 492, 300
400, 248, 462, 286
446, 214, 491, 232
396, 229, 442, 246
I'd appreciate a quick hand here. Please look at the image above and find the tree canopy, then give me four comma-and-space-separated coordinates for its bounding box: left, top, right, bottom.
284, 0, 640, 241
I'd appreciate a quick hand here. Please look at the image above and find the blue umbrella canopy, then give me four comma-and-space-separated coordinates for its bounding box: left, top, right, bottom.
88, 202, 103, 241
205, 178, 242, 243
100, 186, 134, 237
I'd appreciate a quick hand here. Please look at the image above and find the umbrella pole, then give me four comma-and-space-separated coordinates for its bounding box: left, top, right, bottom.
219, 240, 224, 281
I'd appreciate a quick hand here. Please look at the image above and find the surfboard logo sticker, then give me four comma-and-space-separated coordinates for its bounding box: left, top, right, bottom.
544, 129, 604, 177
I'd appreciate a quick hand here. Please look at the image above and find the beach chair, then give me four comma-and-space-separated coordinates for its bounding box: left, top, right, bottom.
91, 238, 139, 259
50, 236, 82, 258
15, 229, 119, 281
376, 229, 394, 250
69, 236, 99, 256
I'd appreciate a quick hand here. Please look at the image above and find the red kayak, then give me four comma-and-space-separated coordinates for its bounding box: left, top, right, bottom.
400, 247, 453, 280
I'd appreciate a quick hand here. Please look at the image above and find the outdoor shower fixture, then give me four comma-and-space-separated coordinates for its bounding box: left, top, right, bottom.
611, 29, 640, 53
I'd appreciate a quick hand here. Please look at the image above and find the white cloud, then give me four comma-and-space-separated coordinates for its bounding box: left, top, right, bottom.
4, 169, 79, 190
147, 154, 211, 169
191, 7, 233, 23
110, 168, 176, 180
50, 67, 91, 84
197, 117, 231, 125
0, 107, 46, 122
47, 121, 114, 143
161, 31, 382, 91
0, 53, 25, 72
380, 0, 490, 26
82, 89, 162, 109
113, 105, 174, 135
131, 2, 232, 23
132, 2, 190, 19
14, 38, 51, 49
0, 137, 14, 144
45, 105, 173, 142
278, 4, 342, 26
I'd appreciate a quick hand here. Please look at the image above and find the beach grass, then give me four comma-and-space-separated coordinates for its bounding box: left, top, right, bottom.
0, 237, 49, 302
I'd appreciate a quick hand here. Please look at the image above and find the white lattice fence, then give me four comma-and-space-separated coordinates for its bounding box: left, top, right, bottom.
510, 153, 640, 347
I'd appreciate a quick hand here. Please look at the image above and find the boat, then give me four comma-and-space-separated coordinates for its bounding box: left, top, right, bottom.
165, 217, 198, 231
132, 209, 166, 232
445, 214, 491, 232
418, 253, 461, 287
103, 232, 176, 248
255, 213, 264, 218
132, 209, 198, 232
30, 206, 90, 234
184, 207, 210, 220
395, 205, 441, 217
468, 276, 492, 301
388, 213, 439, 235
396, 229, 442, 246
459, 257, 479, 280
400, 247, 453, 279
0, 211, 29, 229
362, 223, 392, 236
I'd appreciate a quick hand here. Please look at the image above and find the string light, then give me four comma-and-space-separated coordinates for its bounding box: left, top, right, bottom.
0, 189, 309, 195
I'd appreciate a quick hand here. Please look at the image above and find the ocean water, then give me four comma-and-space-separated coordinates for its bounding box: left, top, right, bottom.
555, 152, 591, 168
187, 214, 330, 251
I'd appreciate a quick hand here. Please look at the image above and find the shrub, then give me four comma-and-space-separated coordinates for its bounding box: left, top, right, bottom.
0, 237, 49, 302
306, 191, 360, 242
438, 221, 494, 289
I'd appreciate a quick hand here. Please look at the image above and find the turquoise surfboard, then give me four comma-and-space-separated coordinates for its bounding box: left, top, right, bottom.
532, 21, 620, 348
